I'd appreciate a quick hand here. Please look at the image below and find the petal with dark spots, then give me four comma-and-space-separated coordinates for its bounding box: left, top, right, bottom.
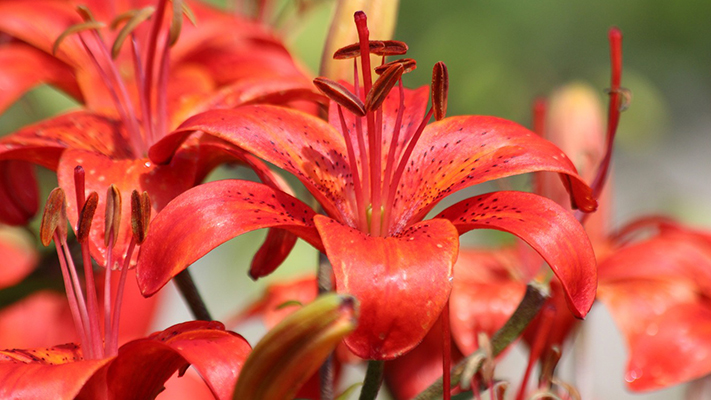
392, 116, 596, 233
437, 191, 596, 318
152, 105, 355, 226
137, 180, 321, 296
0, 344, 109, 399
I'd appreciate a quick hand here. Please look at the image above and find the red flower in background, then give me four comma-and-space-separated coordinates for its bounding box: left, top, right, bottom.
597, 218, 711, 391
136, 11, 596, 360
0, 0, 319, 270
0, 174, 250, 399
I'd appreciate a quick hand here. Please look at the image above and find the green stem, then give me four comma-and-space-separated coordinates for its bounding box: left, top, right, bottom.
359, 360, 385, 400
414, 283, 548, 400
174, 268, 212, 321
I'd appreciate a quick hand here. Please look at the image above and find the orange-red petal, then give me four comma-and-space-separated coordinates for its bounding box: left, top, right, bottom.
314, 215, 459, 360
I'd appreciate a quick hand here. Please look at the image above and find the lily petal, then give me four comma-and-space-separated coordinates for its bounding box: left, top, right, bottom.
437, 191, 596, 318
137, 179, 321, 296
108, 321, 251, 400
0, 111, 132, 170
0, 42, 82, 114
314, 215, 459, 359
151, 105, 355, 225
57, 149, 198, 270
0, 344, 110, 400
449, 248, 528, 354
393, 115, 596, 232
624, 302, 711, 392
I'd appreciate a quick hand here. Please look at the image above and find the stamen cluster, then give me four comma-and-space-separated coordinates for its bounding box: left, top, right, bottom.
313, 11, 449, 237
39, 166, 151, 359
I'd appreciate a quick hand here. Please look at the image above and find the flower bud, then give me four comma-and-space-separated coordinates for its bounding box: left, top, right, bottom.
232, 293, 358, 400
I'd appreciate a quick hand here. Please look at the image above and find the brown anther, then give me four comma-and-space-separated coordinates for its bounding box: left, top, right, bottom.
131, 190, 151, 244
372, 40, 408, 56
111, 6, 155, 59
333, 40, 385, 59
168, 0, 184, 46
365, 63, 404, 112
40, 188, 67, 246
431, 61, 449, 121
374, 58, 417, 75
76, 5, 97, 22
53, 21, 106, 55
77, 192, 99, 243
313, 77, 366, 116
104, 185, 122, 247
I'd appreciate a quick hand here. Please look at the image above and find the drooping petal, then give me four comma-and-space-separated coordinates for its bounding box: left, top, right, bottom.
0, 42, 82, 114
57, 149, 199, 269
137, 179, 321, 296
449, 248, 528, 354
65, 321, 251, 400
190, 137, 302, 280
437, 191, 596, 318
392, 115, 596, 233
131, 321, 251, 400
624, 302, 711, 392
0, 111, 132, 170
314, 215, 459, 359
0, 344, 110, 400
151, 105, 355, 225
600, 226, 711, 296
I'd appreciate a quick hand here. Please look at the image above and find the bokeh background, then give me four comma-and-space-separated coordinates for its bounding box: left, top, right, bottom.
2, 0, 710, 398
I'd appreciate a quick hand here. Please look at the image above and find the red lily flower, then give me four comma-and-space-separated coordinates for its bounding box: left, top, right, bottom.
0, 172, 250, 399
0, 319, 250, 400
597, 218, 711, 392
0, 0, 318, 270
449, 29, 711, 394
136, 11, 596, 360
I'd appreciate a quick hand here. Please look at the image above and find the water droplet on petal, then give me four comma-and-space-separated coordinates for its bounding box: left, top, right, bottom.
645, 323, 658, 336
625, 369, 642, 383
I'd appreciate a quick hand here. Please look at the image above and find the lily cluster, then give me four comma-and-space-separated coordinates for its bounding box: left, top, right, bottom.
0, 1, 708, 400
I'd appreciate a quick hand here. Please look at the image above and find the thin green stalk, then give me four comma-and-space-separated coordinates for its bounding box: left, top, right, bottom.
174, 268, 212, 321
359, 360, 385, 400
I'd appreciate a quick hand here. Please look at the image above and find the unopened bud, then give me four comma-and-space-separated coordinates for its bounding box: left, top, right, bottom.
232, 293, 358, 400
